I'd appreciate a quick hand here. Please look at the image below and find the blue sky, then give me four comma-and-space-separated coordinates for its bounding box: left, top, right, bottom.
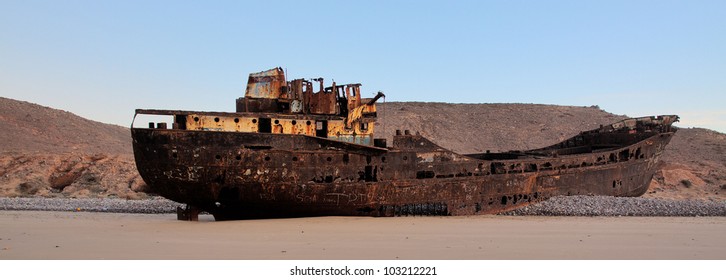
2, 0, 725, 132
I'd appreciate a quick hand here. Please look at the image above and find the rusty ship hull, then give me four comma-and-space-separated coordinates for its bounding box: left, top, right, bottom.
131, 67, 678, 220
132, 114, 677, 220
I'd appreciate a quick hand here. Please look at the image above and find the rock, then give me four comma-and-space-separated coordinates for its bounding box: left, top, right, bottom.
502, 195, 726, 216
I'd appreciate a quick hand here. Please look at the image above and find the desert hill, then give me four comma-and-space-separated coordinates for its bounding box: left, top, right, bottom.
374, 102, 625, 154
0, 97, 130, 154
1, 97, 724, 201
0, 97, 145, 198
652, 127, 726, 200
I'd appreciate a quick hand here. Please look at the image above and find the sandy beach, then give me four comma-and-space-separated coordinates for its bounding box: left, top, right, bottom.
1, 211, 724, 260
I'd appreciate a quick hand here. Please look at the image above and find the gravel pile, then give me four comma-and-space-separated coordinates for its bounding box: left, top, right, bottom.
0, 197, 183, 214
1, 196, 725, 216
502, 195, 726, 216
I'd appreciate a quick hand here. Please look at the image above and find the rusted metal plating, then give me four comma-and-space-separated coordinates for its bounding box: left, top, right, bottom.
227, 68, 381, 145
131, 68, 679, 221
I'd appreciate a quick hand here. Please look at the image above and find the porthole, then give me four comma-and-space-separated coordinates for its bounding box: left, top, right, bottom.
193, 117, 200, 122
214, 117, 220, 122
326, 157, 332, 162
252, 119, 258, 124
264, 156, 271, 161
274, 120, 279, 124
292, 120, 297, 125
306, 120, 311, 125
234, 118, 239, 123
292, 156, 298, 162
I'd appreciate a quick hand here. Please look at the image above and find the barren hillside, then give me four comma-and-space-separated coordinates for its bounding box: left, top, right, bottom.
375, 102, 625, 153
650, 128, 726, 200
0, 97, 145, 198
1, 97, 724, 202
0, 97, 130, 154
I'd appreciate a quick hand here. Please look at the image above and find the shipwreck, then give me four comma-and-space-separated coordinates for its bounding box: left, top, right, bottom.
131, 67, 678, 220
